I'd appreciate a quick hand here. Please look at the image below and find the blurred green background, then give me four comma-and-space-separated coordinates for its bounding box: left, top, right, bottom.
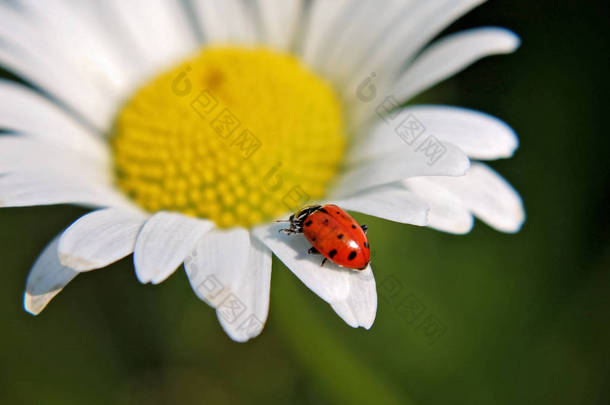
1, 1, 608, 404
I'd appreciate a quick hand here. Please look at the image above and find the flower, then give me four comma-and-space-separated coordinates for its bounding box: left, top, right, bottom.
0, 0, 524, 342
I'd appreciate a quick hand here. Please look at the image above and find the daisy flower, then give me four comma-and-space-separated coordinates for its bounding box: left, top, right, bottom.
0, 0, 524, 342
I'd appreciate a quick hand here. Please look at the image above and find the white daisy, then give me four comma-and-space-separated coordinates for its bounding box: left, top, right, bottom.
0, 0, 524, 342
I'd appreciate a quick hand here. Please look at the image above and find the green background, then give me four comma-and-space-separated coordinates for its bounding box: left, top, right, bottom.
1, 1, 608, 404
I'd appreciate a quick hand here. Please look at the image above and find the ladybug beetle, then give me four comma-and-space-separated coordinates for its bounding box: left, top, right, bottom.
280, 204, 370, 270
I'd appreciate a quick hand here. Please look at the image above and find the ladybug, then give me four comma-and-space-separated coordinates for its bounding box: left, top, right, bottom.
280, 204, 370, 270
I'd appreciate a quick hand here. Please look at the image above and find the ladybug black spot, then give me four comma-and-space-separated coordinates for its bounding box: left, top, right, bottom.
319, 208, 328, 214
348, 251, 357, 261
329, 249, 338, 258
337, 234, 344, 239
351, 224, 357, 229
305, 220, 313, 227
323, 218, 329, 224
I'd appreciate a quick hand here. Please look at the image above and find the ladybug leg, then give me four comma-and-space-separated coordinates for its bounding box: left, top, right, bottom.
279, 224, 302, 234
320, 258, 328, 267
279, 228, 297, 234
308, 247, 320, 255
361, 224, 368, 234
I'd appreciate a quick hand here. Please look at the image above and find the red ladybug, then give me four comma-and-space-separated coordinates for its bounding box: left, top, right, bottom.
280, 204, 370, 270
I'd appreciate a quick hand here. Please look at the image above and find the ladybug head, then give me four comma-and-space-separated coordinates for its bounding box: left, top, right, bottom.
279, 205, 323, 234
294, 205, 322, 223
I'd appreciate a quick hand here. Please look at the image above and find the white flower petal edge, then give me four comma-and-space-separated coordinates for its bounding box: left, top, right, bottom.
404, 177, 474, 235
350, 26, 520, 130
0, 80, 108, 160
394, 27, 521, 102
332, 183, 429, 226
348, 106, 519, 163
0, 43, 110, 130
185, 229, 272, 342
134, 212, 214, 284
330, 266, 377, 329
253, 222, 376, 328
24, 236, 79, 316
423, 163, 525, 233
333, 142, 470, 197
345, 0, 487, 92
0, 171, 128, 209
59, 208, 148, 272
0, 137, 105, 177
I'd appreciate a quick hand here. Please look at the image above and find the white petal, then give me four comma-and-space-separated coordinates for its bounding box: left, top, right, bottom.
0, 1, 124, 133
185, 228, 249, 306
257, 0, 303, 51
349, 106, 518, 162
0, 81, 108, 161
301, 0, 352, 67
192, 0, 230, 43
16, 0, 140, 99
320, 0, 412, 86
332, 142, 470, 198
58, 208, 148, 272
0, 3, 94, 94
0, 3, 52, 61
330, 266, 377, 329
105, 0, 198, 76
332, 183, 429, 226
0, 46, 111, 130
0, 139, 113, 187
403, 178, 474, 234
217, 236, 272, 342
24, 236, 78, 315
185, 229, 272, 342
0, 171, 129, 209
134, 212, 214, 284
253, 222, 351, 303
346, 0, 486, 93
427, 163, 525, 233
192, 0, 257, 44
316, 1, 383, 77
0, 136, 108, 177
394, 27, 521, 102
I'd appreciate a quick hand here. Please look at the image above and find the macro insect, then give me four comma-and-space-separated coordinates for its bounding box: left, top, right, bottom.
279, 204, 370, 270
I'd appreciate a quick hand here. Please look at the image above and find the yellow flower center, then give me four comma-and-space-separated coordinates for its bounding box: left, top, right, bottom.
111, 47, 345, 228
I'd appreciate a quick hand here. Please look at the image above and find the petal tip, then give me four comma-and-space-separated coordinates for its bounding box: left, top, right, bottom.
23, 295, 41, 316
23, 292, 51, 316
498, 205, 526, 234
474, 26, 522, 52
505, 29, 522, 51
459, 156, 472, 176
361, 320, 375, 330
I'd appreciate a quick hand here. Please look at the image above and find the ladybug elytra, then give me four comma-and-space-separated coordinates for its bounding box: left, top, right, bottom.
280, 204, 370, 270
